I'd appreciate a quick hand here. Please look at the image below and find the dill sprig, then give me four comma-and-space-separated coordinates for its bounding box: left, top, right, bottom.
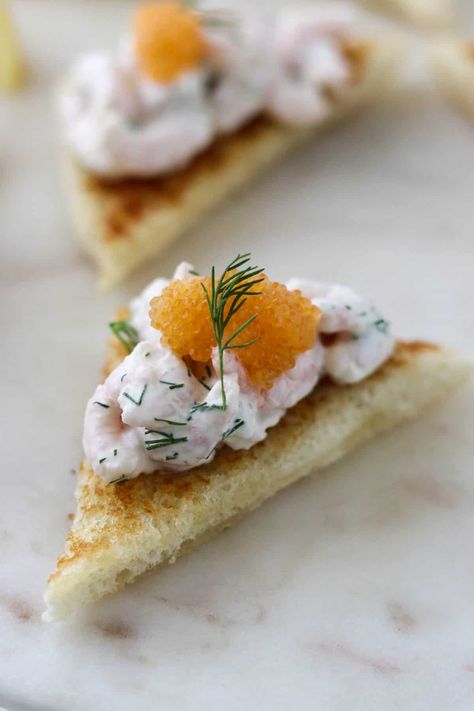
109, 320, 139, 353
200, 253, 264, 410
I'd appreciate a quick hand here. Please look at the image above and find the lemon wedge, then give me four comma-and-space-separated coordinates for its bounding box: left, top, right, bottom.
0, 1, 24, 91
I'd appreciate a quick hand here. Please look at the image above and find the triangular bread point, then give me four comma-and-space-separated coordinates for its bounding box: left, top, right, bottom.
43, 341, 471, 621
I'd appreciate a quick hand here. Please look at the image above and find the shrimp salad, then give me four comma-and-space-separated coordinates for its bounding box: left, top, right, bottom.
60, 3, 360, 178
83, 262, 394, 482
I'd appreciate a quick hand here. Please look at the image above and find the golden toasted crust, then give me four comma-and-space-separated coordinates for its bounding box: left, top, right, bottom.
44, 340, 471, 620
62, 39, 403, 289
86, 116, 282, 243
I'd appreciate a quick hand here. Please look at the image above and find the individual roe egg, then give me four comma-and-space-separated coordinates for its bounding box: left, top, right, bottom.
133, 2, 205, 84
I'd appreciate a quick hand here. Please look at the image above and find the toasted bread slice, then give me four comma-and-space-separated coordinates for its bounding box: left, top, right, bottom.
62, 39, 402, 290
43, 341, 471, 621
430, 39, 474, 119
358, 0, 454, 29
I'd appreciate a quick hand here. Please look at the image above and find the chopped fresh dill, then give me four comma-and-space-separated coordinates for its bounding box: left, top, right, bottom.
123, 384, 148, 406
113, 449, 117, 456
166, 452, 179, 461
120, 373, 127, 383
145, 352, 151, 358
153, 417, 188, 426
99, 457, 106, 464
345, 305, 352, 310
189, 269, 200, 276
200, 253, 264, 410
190, 401, 222, 415
125, 116, 142, 130
205, 418, 245, 460
196, 9, 237, 29
374, 318, 389, 334
144, 430, 188, 451
159, 379, 184, 390
109, 320, 139, 353
222, 418, 245, 440
205, 69, 222, 93
110, 475, 129, 485
198, 378, 211, 391
93, 401, 109, 409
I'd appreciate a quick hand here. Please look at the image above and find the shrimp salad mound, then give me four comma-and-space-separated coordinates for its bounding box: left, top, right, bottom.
61, 1, 362, 178
83, 256, 395, 483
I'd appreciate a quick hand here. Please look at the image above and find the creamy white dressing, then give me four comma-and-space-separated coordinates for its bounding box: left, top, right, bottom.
266, 5, 354, 124
203, 12, 271, 134
61, 46, 214, 178
61, 4, 359, 178
286, 278, 394, 383
83, 262, 395, 482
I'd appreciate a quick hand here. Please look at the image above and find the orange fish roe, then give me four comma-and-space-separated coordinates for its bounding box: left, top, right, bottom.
151, 275, 214, 362
150, 274, 320, 389
133, 2, 205, 84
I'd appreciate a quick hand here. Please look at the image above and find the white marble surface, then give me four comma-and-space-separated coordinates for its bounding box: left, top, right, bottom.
2, 1, 474, 710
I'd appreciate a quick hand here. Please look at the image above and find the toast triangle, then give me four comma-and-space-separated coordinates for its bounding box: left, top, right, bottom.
62, 39, 402, 290
43, 341, 471, 621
